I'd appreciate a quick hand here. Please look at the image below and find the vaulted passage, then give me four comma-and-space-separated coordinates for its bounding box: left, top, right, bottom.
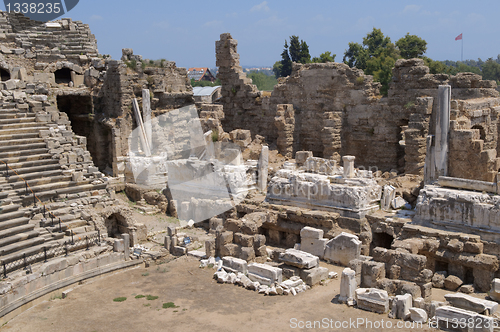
54, 68, 72, 84
57, 94, 113, 173
0, 68, 10, 81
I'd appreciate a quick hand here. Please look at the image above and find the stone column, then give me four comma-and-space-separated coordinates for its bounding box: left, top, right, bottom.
142, 89, 152, 149
121, 233, 130, 261
342, 156, 355, 179
339, 268, 356, 305
434, 85, 451, 177
258, 145, 269, 192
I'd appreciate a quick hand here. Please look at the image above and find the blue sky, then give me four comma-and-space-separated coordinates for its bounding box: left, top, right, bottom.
7, 1, 500, 68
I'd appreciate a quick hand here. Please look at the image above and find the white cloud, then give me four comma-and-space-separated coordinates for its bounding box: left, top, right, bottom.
251, 1, 270, 13
90, 15, 103, 21
403, 5, 421, 13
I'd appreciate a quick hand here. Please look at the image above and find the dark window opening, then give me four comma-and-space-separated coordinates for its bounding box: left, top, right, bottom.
435, 261, 449, 274
54, 68, 72, 84
471, 125, 486, 141
372, 232, 394, 250
0, 68, 10, 81
464, 268, 474, 285
104, 213, 126, 239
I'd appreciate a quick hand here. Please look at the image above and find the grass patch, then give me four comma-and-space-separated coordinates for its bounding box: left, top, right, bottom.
113, 297, 127, 302
144, 303, 151, 307
163, 302, 179, 309
141, 272, 149, 277
135, 295, 146, 299
146, 295, 159, 301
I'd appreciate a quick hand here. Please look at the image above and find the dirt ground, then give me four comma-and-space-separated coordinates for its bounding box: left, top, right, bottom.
0, 255, 445, 332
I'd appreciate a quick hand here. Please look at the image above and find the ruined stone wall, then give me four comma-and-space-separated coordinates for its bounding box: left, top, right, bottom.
0, 12, 98, 65
216, 35, 500, 175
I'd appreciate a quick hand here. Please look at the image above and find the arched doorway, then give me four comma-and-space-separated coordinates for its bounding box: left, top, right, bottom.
54, 68, 72, 84
0, 68, 10, 81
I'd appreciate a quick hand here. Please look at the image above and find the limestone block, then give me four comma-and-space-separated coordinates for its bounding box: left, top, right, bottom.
205, 239, 215, 257
339, 268, 356, 304
172, 246, 187, 256
295, 151, 313, 166
220, 244, 241, 257
247, 263, 282, 286
409, 308, 428, 323
300, 226, 324, 239
299, 267, 329, 286
355, 288, 389, 313
279, 249, 319, 269
444, 275, 463, 291
222, 256, 248, 274
218, 231, 233, 246
432, 271, 447, 288
489, 278, 500, 302
240, 247, 255, 261
444, 293, 498, 315
390, 293, 412, 320
391, 196, 407, 209
435, 306, 493, 332
324, 232, 361, 266
361, 261, 386, 288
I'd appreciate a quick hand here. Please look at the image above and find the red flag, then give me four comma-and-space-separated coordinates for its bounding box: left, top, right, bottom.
455, 33, 463, 41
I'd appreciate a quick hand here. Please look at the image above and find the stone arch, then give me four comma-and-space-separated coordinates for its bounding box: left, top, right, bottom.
95, 206, 146, 246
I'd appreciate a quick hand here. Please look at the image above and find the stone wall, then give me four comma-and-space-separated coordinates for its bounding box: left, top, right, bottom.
215, 34, 500, 176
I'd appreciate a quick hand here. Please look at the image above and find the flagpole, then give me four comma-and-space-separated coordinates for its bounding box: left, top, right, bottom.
461, 34, 463, 62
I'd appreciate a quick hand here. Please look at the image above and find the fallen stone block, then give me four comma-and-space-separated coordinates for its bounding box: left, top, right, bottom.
279, 249, 319, 269
355, 288, 389, 314
222, 256, 248, 274
489, 278, 500, 302
187, 250, 206, 259
324, 232, 361, 266
172, 246, 187, 256
389, 293, 412, 320
247, 263, 282, 286
62, 288, 73, 299
435, 306, 493, 332
300, 226, 324, 239
444, 293, 498, 315
444, 275, 463, 291
281, 277, 303, 289
299, 267, 329, 286
409, 307, 427, 323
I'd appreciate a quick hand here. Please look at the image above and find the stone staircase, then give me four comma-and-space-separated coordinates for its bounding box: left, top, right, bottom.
0, 93, 110, 270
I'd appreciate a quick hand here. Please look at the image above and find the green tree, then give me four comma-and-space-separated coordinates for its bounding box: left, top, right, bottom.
312, 51, 336, 63
280, 40, 292, 77
482, 58, 500, 82
343, 42, 368, 69
343, 28, 400, 95
272, 61, 282, 79
289, 35, 301, 63
395, 33, 427, 59
299, 40, 311, 64
248, 71, 278, 91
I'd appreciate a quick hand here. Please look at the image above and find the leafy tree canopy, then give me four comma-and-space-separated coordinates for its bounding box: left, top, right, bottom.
312, 51, 336, 63
395, 33, 427, 59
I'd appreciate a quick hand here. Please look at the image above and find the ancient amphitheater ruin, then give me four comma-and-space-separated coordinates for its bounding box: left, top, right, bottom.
1, 12, 500, 331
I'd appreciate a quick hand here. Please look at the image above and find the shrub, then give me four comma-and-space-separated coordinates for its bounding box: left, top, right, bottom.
113, 297, 127, 302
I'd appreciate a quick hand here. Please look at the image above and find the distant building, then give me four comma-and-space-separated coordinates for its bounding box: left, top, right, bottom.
192, 86, 221, 103
188, 67, 217, 82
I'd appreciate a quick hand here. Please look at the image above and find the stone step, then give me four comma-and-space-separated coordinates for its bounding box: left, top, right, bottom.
0, 175, 72, 191
0, 204, 21, 214
0, 169, 62, 183
5, 178, 91, 197
0, 163, 61, 177
0, 117, 36, 125
0, 122, 40, 131
2, 158, 59, 172
0, 236, 45, 257
16, 182, 107, 205
0, 153, 53, 165
0, 209, 25, 222
0, 113, 34, 120
64, 219, 88, 230
65, 225, 91, 235
0, 229, 39, 248
44, 224, 68, 234
0, 126, 46, 136
0, 147, 49, 160
0, 217, 30, 232
0, 138, 45, 148
0, 224, 36, 240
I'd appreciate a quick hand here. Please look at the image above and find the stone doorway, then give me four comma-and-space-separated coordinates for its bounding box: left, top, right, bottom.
104, 213, 127, 239
57, 94, 112, 173
0, 68, 10, 81
54, 68, 72, 84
